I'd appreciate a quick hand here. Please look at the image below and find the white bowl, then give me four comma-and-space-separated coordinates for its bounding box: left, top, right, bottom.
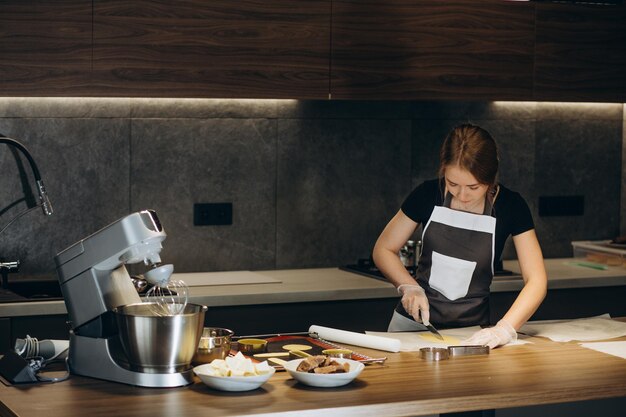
193, 364, 276, 392
283, 358, 364, 388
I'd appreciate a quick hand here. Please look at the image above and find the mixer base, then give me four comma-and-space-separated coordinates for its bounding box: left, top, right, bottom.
69, 333, 194, 387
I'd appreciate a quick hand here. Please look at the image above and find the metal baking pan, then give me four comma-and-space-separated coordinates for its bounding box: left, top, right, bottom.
447, 345, 489, 357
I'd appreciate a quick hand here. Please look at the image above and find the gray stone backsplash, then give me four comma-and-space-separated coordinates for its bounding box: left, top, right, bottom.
0, 99, 623, 276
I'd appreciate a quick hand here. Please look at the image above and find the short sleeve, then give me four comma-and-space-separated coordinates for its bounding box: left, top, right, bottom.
400, 180, 441, 224
506, 191, 534, 236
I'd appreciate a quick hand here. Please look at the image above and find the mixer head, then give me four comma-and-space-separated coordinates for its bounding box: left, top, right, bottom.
55, 210, 169, 331
119, 237, 165, 267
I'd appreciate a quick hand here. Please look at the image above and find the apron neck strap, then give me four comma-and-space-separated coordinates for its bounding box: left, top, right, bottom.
486, 185, 500, 215
483, 195, 494, 215
443, 186, 498, 216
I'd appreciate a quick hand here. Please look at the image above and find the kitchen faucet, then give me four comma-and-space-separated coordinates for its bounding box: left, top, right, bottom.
0, 134, 54, 288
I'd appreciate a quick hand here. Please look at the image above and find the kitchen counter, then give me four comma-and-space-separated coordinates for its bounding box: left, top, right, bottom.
0, 330, 625, 416
1, 258, 626, 318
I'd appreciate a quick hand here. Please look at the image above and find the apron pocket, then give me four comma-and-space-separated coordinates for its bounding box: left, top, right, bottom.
429, 250, 477, 301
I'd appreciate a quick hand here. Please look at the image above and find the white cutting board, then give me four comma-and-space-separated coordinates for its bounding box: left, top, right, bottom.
171, 271, 281, 287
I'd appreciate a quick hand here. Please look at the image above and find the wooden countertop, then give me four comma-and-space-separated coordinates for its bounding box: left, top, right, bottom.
1, 258, 625, 318
1, 333, 625, 416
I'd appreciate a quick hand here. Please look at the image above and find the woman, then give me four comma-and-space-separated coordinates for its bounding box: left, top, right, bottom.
373, 124, 547, 348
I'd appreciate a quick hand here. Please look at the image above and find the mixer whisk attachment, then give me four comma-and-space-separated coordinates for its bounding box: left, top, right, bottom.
145, 280, 189, 316
142, 264, 189, 316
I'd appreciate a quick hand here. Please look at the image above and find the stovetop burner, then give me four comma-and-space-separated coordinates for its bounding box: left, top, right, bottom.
340, 258, 413, 281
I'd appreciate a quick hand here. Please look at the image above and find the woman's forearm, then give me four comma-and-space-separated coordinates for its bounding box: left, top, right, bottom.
501, 278, 547, 329
503, 229, 548, 329
372, 245, 416, 288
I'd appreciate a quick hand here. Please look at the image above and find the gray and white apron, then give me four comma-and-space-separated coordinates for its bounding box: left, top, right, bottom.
388, 192, 496, 331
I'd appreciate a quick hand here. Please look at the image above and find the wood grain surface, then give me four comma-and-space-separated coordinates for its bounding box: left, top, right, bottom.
331, 0, 535, 100
1, 333, 625, 417
534, 3, 626, 102
0, 1, 624, 101
91, 0, 331, 99
0, 0, 92, 96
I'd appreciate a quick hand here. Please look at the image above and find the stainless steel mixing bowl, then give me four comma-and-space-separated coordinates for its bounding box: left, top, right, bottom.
114, 302, 207, 373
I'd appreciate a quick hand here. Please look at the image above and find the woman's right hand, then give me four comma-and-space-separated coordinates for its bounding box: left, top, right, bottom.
398, 284, 431, 325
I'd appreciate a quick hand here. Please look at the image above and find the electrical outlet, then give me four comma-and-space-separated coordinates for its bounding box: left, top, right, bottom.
194, 203, 232, 226
538, 195, 584, 217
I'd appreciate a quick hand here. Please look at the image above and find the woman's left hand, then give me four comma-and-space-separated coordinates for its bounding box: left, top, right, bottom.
462, 319, 517, 349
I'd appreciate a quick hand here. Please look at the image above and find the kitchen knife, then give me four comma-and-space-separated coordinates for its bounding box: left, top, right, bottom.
425, 323, 444, 341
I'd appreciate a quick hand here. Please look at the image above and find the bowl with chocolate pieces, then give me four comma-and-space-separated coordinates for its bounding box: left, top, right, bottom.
283, 355, 364, 388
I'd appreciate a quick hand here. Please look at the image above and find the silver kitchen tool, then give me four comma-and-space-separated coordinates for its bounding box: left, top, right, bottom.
447, 345, 490, 357
399, 240, 417, 269
143, 264, 189, 316
193, 327, 234, 365
399, 240, 421, 276
144, 280, 189, 315
55, 210, 206, 387
142, 263, 189, 316
419, 347, 449, 361
425, 323, 444, 341
130, 275, 149, 293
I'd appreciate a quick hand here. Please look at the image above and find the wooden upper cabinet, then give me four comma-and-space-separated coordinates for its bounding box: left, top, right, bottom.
0, 1, 92, 96
330, 0, 535, 100
1, 1, 623, 101
534, 3, 626, 102
92, 0, 331, 99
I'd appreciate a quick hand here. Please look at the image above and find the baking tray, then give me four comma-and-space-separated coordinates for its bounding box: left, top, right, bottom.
231, 333, 386, 370
571, 240, 626, 267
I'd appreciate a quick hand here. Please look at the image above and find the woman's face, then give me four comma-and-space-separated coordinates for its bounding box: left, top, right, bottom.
444, 165, 490, 206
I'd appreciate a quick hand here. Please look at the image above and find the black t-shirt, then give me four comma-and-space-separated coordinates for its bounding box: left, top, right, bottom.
401, 179, 534, 264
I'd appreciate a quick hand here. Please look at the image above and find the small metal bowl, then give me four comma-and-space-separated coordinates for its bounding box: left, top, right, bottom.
193, 327, 234, 365
236, 338, 268, 354
419, 347, 449, 361
322, 348, 353, 359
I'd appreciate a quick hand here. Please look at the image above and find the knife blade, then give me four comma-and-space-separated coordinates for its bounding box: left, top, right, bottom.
425, 323, 444, 341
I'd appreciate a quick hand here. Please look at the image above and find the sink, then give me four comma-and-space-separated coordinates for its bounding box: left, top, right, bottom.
3, 276, 63, 301
8, 281, 62, 299
0, 288, 27, 302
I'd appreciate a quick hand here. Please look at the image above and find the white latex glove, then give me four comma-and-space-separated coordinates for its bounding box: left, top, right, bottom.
462, 319, 518, 349
397, 284, 431, 325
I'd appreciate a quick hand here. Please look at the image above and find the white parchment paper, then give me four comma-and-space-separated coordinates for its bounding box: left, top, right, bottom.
519, 314, 626, 342
579, 341, 626, 359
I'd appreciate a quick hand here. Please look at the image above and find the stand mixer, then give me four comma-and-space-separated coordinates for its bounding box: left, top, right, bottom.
55, 210, 206, 387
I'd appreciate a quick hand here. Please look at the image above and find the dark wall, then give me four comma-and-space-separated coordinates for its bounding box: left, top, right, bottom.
0, 99, 623, 276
